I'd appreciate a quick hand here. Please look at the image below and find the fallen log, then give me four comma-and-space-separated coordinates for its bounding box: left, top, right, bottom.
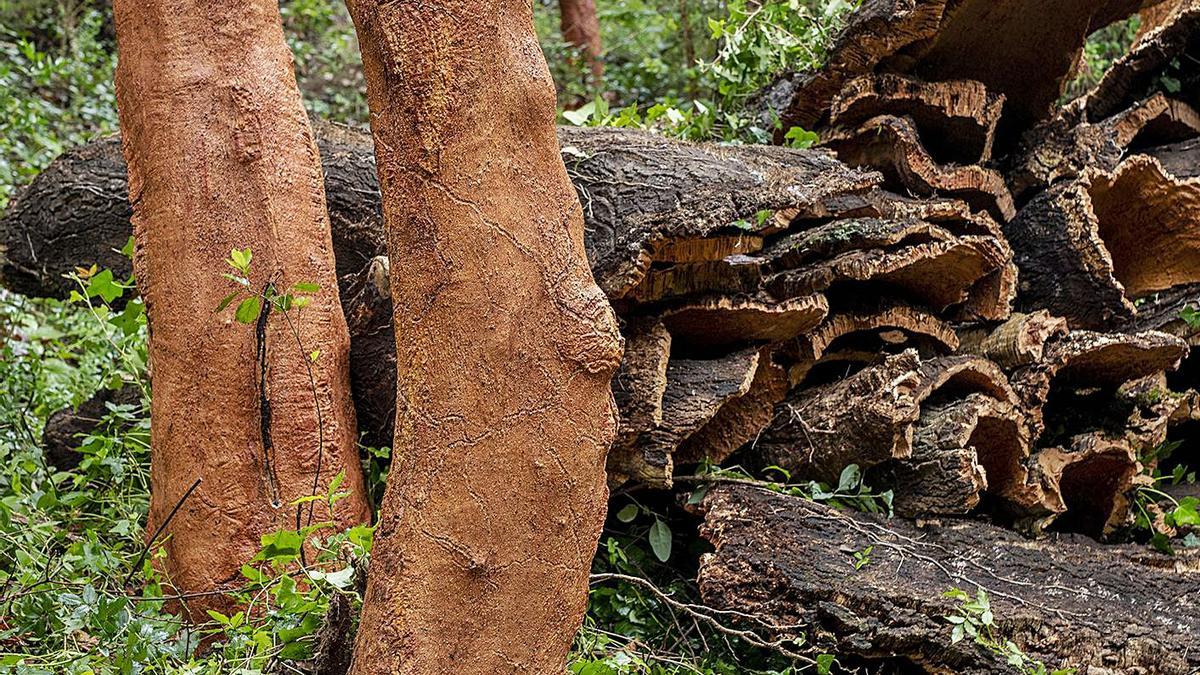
0, 125, 879, 305
697, 485, 1200, 674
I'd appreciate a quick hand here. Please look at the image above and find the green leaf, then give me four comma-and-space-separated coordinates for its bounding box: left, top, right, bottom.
86, 268, 124, 304
215, 291, 239, 313
235, 296, 262, 324
1172, 497, 1200, 526
292, 281, 320, 294
562, 101, 596, 126
783, 126, 820, 149
120, 235, 135, 258
816, 653, 835, 675
837, 464, 862, 492
616, 504, 640, 523
648, 517, 672, 562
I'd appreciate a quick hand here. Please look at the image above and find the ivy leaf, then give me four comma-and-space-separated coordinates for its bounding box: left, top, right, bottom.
235, 296, 261, 324
648, 517, 672, 562
1172, 497, 1200, 526
817, 654, 835, 675
86, 269, 124, 304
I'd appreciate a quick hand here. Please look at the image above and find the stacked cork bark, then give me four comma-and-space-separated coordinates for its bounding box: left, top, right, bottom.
5, 0, 1200, 670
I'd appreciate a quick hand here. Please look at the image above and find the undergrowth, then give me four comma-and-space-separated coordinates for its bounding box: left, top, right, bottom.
0, 270, 816, 673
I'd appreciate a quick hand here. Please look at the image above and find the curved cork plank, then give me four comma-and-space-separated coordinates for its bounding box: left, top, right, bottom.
658, 295, 829, 350
1090, 155, 1200, 297
1010, 330, 1187, 443
956, 311, 1069, 372
823, 115, 1016, 220
830, 74, 1004, 164
1085, 3, 1200, 123
674, 347, 791, 468
1009, 92, 1200, 202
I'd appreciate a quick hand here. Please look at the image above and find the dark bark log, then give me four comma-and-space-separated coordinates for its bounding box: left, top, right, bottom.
1005, 179, 1134, 330
673, 347, 790, 468
697, 485, 1200, 675
0, 126, 879, 307
42, 383, 141, 471
627, 349, 762, 487
608, 318, 672, 485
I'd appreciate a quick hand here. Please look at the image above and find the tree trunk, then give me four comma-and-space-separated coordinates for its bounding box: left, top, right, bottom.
110, 0, 369, 617
560, 0, 605, 89
342, 3, 623, 673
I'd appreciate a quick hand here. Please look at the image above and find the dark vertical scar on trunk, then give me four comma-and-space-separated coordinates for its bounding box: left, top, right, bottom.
256, 282, 281, 507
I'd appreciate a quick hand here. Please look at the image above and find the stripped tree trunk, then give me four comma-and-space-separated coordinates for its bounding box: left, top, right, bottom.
560, 0, 605, 88
110, 0, 369, 617
343, 2, 623, 673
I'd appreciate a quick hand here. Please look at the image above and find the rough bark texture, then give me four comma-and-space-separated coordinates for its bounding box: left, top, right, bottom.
1008, 92, 1200, 201
698, 485, 1200, 675
823, 114, 1016, 221
0, 126, 878, 306
342, 2, 623, 672
111, 0, 370, 617
759, 0, 1155, 146
955, 311, 1068, 372
875, 393, 1034, 518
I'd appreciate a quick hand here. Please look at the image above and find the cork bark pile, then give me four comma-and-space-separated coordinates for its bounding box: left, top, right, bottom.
7, 0, 1200, 671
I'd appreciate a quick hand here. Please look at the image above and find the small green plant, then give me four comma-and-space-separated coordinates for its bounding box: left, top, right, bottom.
1181, 304, 1200, 330
850, 545, 872, 571
1129, 441, 1200, 554
943, 588, 1075, 675
614, 500, 674, 562
690, 461, 895, 517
